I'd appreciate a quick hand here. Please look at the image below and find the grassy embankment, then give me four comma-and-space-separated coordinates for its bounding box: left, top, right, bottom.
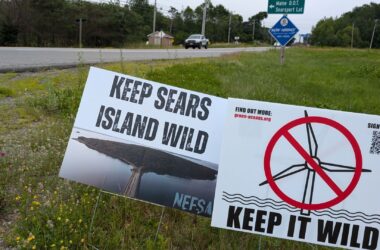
0, 48, 380, 249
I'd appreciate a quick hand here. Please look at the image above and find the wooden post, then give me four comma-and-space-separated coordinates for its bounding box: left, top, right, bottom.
280, 46, 285, 65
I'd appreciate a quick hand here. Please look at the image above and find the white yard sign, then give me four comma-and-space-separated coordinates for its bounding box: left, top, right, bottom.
60, 67, 226, 216
212, 98, 380, 249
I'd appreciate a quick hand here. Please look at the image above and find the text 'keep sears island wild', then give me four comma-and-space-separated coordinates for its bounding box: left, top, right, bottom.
95, 74, 212, 154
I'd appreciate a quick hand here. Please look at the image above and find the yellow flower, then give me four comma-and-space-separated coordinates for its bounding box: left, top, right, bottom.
32, 245, 37, 249
80, 238, 85, 243
16, 236, 20, 241
15, 195, 21, 201
33, 195, 38, 199
57, 216, 61, 221
69, 240, 72, 244
51, 243, 56, 247
27, 233, 35, 242
78, 219, 82, 224
60, 240, 63, 244
32, 201, 40, 206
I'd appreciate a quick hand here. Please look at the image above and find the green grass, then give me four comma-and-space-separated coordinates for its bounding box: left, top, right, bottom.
0, 48, 379, 249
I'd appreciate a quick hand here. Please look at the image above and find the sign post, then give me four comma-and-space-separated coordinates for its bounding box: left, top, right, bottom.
268, 0, 305, 14
269, 15, 299, 65
280, 47, 285, 65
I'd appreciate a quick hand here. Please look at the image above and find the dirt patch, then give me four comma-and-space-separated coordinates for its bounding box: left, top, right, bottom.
0, 211, 19, 249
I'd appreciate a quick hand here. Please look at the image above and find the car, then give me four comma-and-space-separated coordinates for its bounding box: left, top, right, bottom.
184, 34, 209, 49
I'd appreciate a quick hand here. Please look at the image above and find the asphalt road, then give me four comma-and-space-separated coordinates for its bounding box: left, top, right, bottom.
0, 47, 270, 72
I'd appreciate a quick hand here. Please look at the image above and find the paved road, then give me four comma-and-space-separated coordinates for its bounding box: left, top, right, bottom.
0, 47, 270, 72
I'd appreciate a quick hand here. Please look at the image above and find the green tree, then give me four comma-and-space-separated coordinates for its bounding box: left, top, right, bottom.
0, 0, 274, 47
312, 3, 380, 48
311, 18, 338, 46
245, 12, 268, 43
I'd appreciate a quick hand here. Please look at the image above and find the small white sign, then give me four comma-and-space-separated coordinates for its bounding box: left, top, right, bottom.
212, 98, 380, 249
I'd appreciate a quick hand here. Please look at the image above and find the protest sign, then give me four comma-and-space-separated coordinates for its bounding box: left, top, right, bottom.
60, 67, 226, 216
212, 98, 380, 249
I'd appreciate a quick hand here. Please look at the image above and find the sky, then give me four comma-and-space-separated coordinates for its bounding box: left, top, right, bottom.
150, 0, 380, 34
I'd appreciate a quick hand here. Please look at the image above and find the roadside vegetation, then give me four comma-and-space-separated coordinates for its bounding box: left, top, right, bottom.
311, 3, 380, 48
0, 0, 270, 47
1, 1, 379, 49
0, 48, 380, 249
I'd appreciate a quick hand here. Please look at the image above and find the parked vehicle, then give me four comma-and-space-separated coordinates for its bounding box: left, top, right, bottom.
184, 34, 209, 49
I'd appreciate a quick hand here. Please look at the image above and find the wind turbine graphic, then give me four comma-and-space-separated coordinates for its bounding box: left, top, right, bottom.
259, 111, 371, 215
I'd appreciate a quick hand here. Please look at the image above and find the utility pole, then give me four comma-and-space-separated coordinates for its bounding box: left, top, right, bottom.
153, 0, 157, 33
351, 23, 355, 49
170, 18, 173, 34
370, 19, 379, 49
252, 19, 256, 43
228, 13, 232, 44
78, 0, 83, 48
201, 0, 209, 35
76, 18, 86, 48
79, 18, 83, 48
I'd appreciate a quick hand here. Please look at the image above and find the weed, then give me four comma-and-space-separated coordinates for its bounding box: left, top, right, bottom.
25, 87, 81, 116
0, 87, 14, 97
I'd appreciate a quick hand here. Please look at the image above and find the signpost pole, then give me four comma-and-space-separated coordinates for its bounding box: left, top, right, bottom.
88, 191, 103, 246
154, 207, 166, 242
280, 46, 285, 65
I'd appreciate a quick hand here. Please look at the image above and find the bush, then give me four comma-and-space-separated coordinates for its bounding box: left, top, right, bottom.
26, 87, 82, 116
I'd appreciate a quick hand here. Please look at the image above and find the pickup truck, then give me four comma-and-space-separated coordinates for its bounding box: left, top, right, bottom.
184, 34, 209, 49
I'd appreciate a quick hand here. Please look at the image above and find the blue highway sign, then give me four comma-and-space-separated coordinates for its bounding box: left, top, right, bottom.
269, 15, 299, 46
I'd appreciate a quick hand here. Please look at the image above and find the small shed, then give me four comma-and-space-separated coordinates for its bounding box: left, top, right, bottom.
147, 31, 174, 47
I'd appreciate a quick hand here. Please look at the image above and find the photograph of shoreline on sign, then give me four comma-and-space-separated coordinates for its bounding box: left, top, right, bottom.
61, 128, 217, 216
59, 67, 227, 217
211, 98, 380, 249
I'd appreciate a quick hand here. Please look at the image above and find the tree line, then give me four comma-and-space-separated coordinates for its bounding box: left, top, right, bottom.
0, 0, 270, 47
311, 3, 380, 48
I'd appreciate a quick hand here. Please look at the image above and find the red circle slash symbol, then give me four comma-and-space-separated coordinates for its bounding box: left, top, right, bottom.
264, 116, 363, 210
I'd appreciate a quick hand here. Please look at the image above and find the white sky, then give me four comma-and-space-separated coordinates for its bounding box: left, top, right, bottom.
152, 0, 380, 34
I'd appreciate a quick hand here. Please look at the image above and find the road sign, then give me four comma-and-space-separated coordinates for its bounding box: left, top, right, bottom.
268, 0, 305, 14
269, 15, 299, 47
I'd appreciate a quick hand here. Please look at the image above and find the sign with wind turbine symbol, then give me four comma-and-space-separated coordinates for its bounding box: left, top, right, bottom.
260, 111, 371, 214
